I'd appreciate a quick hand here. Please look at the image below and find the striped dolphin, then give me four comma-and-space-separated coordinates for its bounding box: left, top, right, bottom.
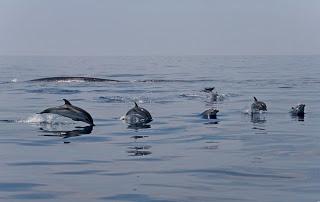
122, 102, 152, 125
290, 104, 305, 117
251, 97, 267, 113
40, 99, 94, 126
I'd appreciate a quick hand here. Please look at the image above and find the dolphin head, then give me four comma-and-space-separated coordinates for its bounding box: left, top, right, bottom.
291, 104, 305, 116
252, 97, 267, 112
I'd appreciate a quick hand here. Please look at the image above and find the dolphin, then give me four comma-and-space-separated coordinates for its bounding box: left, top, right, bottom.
290, 104, 305, 117
251, 97, 267, 113
201, 108, 219, 119
122, 102, 152, 125
201, 87, 215, 93
29, 76, 120, 82
39, 99, 94, 126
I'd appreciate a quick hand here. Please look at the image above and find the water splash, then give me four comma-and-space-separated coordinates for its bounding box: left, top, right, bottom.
11, 78, 18, 83
18, 114, 57, 124
97, 96, 151, 104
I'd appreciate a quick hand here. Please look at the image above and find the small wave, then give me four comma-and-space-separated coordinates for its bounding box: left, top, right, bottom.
278, 86, 294, 89
179, 93, 201, 98
242, 108, 251, 114
0, 119, 16, 123
97, 96, 151, 104
242, 108, 267, 115
0, 78, 18, 84
25, 88, 81, 94
98, 96, 126, 103
136, 79, 214, 83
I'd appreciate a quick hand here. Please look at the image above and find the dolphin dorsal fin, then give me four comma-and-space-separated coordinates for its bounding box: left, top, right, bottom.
134, 102, 139, 108
254, 97, 258, 102
63, 99, 72, 105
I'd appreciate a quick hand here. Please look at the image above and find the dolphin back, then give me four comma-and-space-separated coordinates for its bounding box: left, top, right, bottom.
125, 103, 153, 125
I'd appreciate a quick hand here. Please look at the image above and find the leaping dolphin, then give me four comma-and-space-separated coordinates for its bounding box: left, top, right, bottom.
251, 97, 267, 113
122, 102, 152, 125
40, 99, 95, 126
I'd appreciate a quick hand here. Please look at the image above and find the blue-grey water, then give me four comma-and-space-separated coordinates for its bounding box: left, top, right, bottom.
0, 55, 319, 202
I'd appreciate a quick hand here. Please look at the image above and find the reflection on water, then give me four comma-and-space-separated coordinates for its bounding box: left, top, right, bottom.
127, 124, 151, 130
127, 145, 152, 156
40, 125, 93, 139
203, 120, 219, 125
291, 114, 305, 122
131, 135, 149, 140
127, 135, 152, 156
251, 113, 267, 124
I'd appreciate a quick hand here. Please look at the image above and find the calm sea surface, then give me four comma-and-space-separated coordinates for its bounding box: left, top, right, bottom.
0, 55, 319, 202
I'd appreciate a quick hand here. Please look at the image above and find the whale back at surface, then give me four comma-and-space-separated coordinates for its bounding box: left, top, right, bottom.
29, 76, 120, 82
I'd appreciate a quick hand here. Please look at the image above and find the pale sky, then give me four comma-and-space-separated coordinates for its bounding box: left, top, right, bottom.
0, 0, 319, 56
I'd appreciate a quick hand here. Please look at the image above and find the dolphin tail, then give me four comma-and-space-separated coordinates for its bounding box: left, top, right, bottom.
254, 97, 258, 102
134, 102, 139, 108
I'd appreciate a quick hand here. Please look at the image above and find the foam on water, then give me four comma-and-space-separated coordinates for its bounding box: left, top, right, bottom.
18, 114, 57, 124
11, 78, 18, 82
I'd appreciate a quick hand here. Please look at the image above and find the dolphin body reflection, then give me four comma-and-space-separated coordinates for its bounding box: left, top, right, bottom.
40, 99, 94, 126
40, 125, 93, 138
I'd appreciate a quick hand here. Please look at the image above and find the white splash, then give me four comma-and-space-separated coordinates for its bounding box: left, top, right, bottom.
11, 78, 18, 82
18, 114, 57, 124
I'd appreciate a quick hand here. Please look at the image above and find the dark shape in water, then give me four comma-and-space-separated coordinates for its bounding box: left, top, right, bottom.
201, 108, 219, 119
201, 87, 215, 93
123, 102, 152, 126
29, 76, 120, 82
131, 135, 149, 140
290, 104, 305, 117
251, 97, 267, 113
127, 124, 151, 130
40, 125, 93, 139
39, 99, 95, 126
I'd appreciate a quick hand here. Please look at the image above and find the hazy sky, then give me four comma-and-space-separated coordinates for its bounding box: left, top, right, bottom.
0, 0, 319, 56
